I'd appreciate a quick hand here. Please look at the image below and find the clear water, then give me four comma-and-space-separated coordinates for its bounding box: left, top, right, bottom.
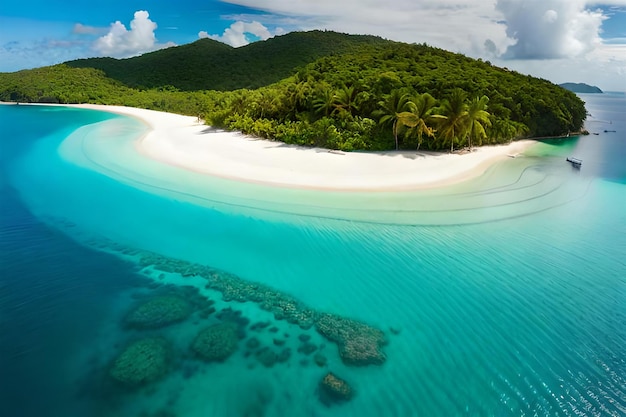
1, 95, 625, 417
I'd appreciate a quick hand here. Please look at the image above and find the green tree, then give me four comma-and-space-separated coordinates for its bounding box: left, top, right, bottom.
288, 80, 312, 113
397, 93, 437, 150
372, 90, 411, 150
312, 84, 336, 117
254, 90, 281, 119
333, 85, 361, 118
437, 88, 469, 152
489, 118, 529, 143
465, 95, 491, 149
228, 90, 251, 115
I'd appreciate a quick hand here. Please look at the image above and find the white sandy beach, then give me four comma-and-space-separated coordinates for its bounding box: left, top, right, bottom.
69, 104, 534, 191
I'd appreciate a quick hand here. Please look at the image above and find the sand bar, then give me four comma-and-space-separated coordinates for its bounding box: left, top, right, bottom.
69, 104, 535, 191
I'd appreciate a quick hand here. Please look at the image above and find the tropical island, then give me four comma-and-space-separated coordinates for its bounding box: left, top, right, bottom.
3, 27, 624, 417
0, 30, 586, 152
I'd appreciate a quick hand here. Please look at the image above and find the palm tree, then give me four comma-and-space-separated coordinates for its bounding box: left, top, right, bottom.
465, 95, 491, 149
513, 121, 530, 138
489, 118, 513, 144
333, 85, 361, 118
437, 88, 469, 152
372, 90, 411, 150
290, 80, 311, 111
278, 81, 311, 121
489, 118, 529, 144
489, 117, 529, 143
312, 84, 336, 117
397, 93, 437, 150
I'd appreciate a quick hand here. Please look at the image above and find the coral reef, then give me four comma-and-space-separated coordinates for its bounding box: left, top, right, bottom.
207, 272, 317, 330
124, 296, 192, 329
297, 342, 318, 355
110, 338, 170, 385
318, 372, 354, 405
216, 307, 250, 328
255, 347, 278, 367
253, 346, 291, 367
250, 321, 271, 331
273, 338, 286, 346
191, 322, 239, 361
313, 353, 327, 367
135, 250, 388, 366
315, 313, 386, 366
246, 337, 261, 350
139, 253, 207, 277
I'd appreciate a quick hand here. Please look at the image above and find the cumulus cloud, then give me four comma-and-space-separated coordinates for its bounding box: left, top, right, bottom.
220, 1, 512, 57
93, 10, 173, 57
496, 0, 606, 59
199, 21, 276, 47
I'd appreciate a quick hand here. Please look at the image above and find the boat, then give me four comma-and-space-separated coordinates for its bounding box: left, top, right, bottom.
566, 157, 582, 168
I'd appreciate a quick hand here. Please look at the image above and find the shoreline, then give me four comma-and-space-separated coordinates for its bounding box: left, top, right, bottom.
9, 102, 537, 191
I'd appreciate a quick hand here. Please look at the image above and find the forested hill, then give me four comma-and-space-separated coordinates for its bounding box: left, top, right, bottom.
66, 31, 389, 91
0, 30, 587, 152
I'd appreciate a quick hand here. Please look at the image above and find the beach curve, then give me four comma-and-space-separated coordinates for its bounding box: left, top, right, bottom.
71, 104, 536, 192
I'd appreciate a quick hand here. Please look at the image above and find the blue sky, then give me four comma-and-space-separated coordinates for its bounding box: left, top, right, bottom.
1, 0, 625, 91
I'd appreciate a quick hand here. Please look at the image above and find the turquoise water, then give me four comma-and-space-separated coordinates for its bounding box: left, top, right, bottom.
1, 95, 625, 417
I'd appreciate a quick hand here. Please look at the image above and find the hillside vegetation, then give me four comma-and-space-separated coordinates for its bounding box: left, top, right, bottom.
0, 30, 586, 151
66, 31, 389, 91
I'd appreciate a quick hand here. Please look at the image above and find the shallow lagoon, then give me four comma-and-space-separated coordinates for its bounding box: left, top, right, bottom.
1, 94, 625, 416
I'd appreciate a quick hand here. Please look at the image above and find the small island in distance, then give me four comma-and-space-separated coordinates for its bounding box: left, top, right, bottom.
560, 82, 603, 94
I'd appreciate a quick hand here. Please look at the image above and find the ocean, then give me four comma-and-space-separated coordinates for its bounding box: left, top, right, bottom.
1, 94, 625, 417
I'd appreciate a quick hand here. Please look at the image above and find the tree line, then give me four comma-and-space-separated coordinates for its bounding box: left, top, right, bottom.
0, 32, 587, 152
200, 76, 572, 152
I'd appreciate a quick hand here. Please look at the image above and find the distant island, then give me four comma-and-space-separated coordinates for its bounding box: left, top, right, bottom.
0, 30, 587, 152
560, 83, 603, 94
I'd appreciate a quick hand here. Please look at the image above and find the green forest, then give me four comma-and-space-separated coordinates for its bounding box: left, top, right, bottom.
0, 30, 587, 152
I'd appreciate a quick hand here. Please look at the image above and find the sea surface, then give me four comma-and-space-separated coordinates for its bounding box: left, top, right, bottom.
1, 94, 625, 417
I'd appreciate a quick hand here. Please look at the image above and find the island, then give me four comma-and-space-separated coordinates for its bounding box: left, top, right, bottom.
0, 30, 587, 152
559, 82, 603, 94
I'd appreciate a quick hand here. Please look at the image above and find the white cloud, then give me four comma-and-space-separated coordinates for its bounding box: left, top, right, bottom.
587, 1, 626, 5
543, 9, 559, 24
200, 21, 274, 47
220, 1, 514, 57
496, 0, 606, 59
93, 10, 173, 57
490, 1, 626, 90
